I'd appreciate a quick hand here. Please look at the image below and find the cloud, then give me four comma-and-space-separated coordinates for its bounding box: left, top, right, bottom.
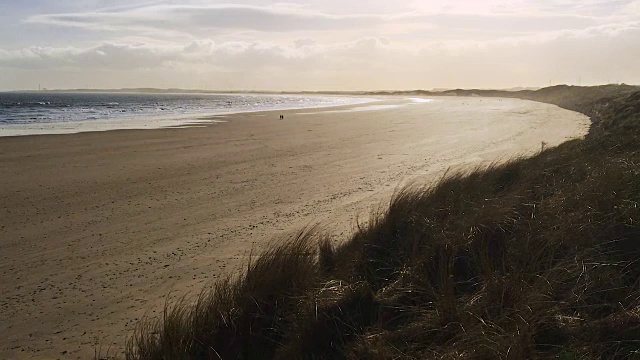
1, 21, 638, 90
23, 2, 615, 39
535, 0, 634, 17
409, 0, 635, 17
294, 38, 315, 48
626, 0, 640, 15
0, 34, 397, 75
25, 4, 393, 33
418, 13, 599, 33
408, 21, 640, 87
0, 43, 179, 69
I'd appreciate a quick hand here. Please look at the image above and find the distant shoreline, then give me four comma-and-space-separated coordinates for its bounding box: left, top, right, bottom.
0, 92, 377, 137
4, 86, 541, 94
4, 83, 634, 101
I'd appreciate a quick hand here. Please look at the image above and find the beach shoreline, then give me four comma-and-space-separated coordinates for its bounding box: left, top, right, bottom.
0, 93, 378, 137
0, 96, 589, 359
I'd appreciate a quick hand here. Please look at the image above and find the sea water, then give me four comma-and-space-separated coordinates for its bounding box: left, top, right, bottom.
0, 92, 374, 136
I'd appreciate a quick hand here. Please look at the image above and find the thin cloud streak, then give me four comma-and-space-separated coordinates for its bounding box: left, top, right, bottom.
25, 4, 607, 35
25, 5, 397, 32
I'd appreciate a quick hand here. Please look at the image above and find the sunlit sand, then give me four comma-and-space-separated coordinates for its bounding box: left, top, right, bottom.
0, 96, 589, 358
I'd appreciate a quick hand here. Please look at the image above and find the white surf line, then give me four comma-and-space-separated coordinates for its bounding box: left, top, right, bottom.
180, 119, 227, 124
166, 125, 208, 129
0, 117, 228, 137
407, 97, 435, 103
296, 104, 403, 115
196, 96, 379, 118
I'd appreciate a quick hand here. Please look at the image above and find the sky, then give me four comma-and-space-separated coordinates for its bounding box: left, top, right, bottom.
0, 0, 639, 91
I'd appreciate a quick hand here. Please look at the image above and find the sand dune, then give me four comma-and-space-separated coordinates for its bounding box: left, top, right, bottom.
0, 96, 589, 359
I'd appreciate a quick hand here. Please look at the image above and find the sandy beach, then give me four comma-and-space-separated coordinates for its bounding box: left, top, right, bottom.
0, 96, 589, 359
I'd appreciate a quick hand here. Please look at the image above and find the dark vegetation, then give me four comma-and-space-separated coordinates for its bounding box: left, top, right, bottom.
126, 85, 640, 359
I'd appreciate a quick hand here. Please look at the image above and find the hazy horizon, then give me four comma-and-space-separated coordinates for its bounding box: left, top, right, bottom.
1, 0, 639, 91
3, 85, 549, 93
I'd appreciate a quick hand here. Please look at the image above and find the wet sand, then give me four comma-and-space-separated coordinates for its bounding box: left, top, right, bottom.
0, 97, 589, 359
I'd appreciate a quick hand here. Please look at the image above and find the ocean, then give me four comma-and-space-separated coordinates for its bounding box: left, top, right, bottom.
0, 92, 373, 136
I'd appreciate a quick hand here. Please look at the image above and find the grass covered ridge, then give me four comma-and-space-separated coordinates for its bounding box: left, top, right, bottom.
126, 86, 640, 359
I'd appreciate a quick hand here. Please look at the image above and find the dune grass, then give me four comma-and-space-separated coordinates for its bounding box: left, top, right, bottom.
125, 87, 640, 359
